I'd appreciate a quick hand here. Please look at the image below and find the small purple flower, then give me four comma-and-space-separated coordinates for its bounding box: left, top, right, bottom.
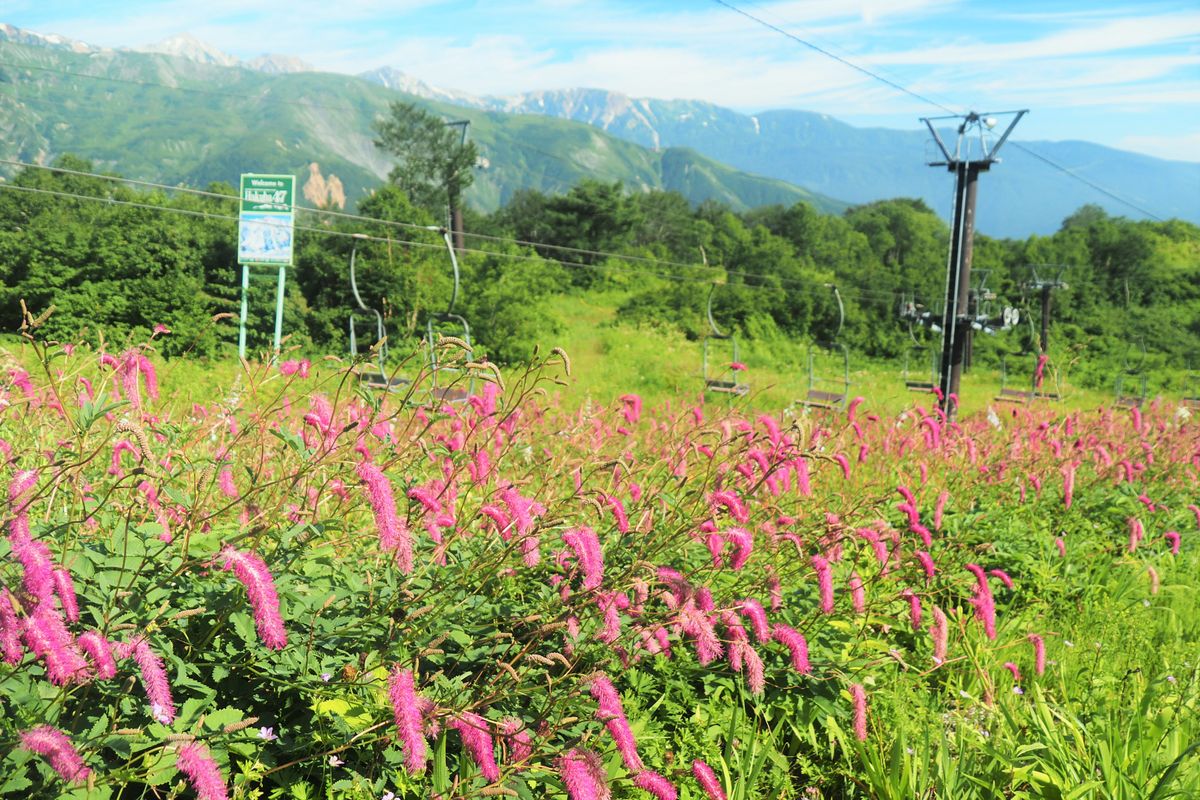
321, 672, 332, 682
328, 754, 344, 767
257, 726, 276, 741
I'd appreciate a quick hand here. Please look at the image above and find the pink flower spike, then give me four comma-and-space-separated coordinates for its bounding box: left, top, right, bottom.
988, 569, 1014, 590
175, 742, 229, 800
812, 554, 834, 614
219, 547, 287, 650
1164, 531, 1181, 556
725, 527, 753, 570
119, 637, 176, 723
19, 725, 91, 784
356, 460, 413, 573
1028, 634, 1046, 676
850, 684, 869, 741
966, 565, 997, 640
8, 523, 55, 605
589, 675, 642, 771
562, 526, 605, 590
1061, 462, 1076, 509
78, 631, 117, 679
934, 490, 949, 530
847, 395, 865, 423
22, 605, 89, 685
52, 568, 80, 622
1003, 661, 1021, 682
902, 590, 922, 630
0, 587, 22, 664
915, 550, 937, 582
10, 469, 38, 506
499, 717, 533, 766
930, 605, 949, 664
738, 598, 770, 643
634, 770, 677, 800
772, 623, 811, 674
388, 666, 427, 774
558, 748, 611, 800
692, 759, 728, 800
834, 453, 851, 480
449, 712, 500, 782
849, 572, 866, 614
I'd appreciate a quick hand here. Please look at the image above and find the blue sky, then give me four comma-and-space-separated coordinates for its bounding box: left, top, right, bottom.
5, 0, 1199, 161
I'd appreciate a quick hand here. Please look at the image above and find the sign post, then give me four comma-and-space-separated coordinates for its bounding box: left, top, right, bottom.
237, 173, 295, 360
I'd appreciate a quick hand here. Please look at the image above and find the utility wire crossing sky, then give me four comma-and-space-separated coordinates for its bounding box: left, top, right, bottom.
4, 0, 1199, 162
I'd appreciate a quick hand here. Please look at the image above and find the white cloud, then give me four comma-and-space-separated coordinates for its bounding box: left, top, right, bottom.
5, 0, 1197, 161
1118, 131, 1200, 162
865, 10, 1200, 65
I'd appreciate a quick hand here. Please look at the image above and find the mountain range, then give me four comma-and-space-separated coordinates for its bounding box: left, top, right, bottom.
1, 23, 1197, 238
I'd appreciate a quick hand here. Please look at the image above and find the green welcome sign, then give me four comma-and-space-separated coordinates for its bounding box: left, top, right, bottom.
238, 174, 295, 266
237, 173, 296, 359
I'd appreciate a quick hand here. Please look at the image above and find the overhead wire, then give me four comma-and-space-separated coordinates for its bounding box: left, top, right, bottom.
711, 0, 1173, 223
2, 27, 1175, 224
0, 178, 908, 306
0, 157, 909, 304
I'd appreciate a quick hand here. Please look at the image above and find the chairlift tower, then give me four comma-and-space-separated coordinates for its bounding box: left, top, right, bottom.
922, 109, 1026, 419
1024, 264, 1069, 354
444, 120, 470, 254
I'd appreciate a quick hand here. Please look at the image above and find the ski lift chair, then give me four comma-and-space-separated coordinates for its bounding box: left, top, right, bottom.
903, 346, 938, 393
994, 353, 1032, 404
995, 352, 1063, 405
993, 309, 1061, 404
1114, 338, 1148, 409
702, 284, 749, 397
902, 314, 938, 393
423, 230, 476, 404
347, 234, 410, 391
1184, 361, 1200, 410
898, 295, 941, 394
800, 285, 850, 410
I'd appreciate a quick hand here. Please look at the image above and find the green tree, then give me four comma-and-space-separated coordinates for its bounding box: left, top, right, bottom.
374, 102, 478, 222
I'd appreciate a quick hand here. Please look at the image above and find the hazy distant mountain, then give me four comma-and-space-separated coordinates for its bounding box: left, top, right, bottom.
0, 27, 839, 217
356, 72, 1199, 237
0, 21, 102, 53
358, 67, 483, 108
245, 53, 315, 75
2, 22, 1196, 236
137, 33, 239, 67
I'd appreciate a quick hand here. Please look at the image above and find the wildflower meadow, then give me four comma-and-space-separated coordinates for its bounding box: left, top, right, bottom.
2, 328, 1199, 799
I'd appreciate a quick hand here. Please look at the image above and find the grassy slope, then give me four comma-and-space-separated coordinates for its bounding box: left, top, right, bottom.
0, 290, 1134, 417
538, 291, 1115, 417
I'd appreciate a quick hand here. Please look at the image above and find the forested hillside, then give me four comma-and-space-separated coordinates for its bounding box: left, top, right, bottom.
1, 157, 1197, 392
0, 37, 841, 216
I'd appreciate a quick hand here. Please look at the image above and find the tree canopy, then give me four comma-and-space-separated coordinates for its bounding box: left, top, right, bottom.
2, 155, 1196, 388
